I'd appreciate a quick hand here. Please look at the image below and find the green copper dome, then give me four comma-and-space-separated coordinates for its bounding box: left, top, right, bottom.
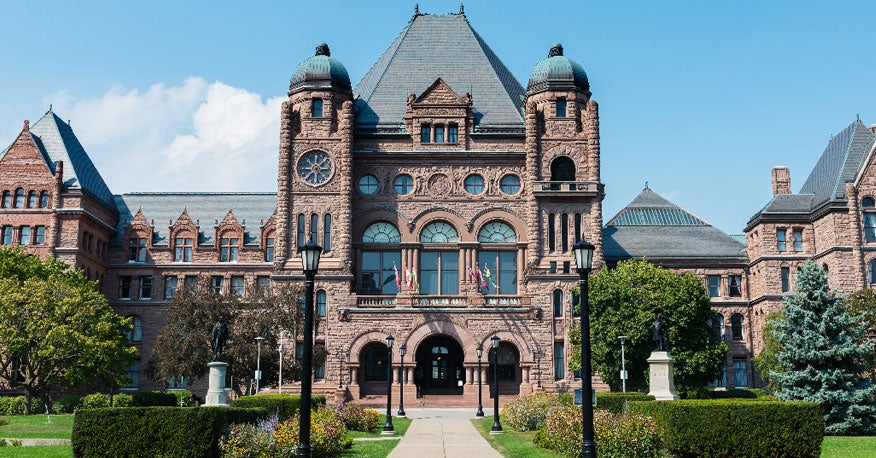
289, 43, 351, 94
527, 44, 589, 94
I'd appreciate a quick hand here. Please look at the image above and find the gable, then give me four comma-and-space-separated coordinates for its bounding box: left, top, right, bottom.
414, 79, 466, 106
0, 121, 54, 175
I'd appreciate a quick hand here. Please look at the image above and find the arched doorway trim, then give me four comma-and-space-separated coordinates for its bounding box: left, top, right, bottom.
480, 330, 535, 365
348, 330, 393, 364
404, 320, 478, 363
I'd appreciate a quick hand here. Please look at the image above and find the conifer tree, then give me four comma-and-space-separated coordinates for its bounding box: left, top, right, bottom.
772, 261, 876, 435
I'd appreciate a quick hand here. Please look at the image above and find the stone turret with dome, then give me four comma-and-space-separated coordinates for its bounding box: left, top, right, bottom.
527, 43, 590, 96
288, 42, 352, 94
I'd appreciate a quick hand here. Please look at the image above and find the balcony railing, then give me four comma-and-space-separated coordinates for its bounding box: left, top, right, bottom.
352, 294, 524, 308
483, 296, 521, 306
414, 296, 467, 307
532, 180, 600, 195
355, 295, 397, 307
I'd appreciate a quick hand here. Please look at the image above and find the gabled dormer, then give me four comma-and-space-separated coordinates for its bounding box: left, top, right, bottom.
124, 208, 153, 263
169, 208, 198, 262
215, 210, 243, 262
261, 211, 278, 263
404, 78, 473, 149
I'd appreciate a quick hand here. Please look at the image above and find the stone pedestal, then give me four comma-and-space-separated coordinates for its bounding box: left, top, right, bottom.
205, 361, 230, 407
646, 351, 679, 401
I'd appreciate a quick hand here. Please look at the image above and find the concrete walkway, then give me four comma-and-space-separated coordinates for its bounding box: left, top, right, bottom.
387, 408, 502, 458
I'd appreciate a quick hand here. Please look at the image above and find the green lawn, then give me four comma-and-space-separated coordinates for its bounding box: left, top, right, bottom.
0, 416, 73, 440
347, 415, 411, 439
0, 445, 72, 457
473, 417, 563, 458
821, 436, 876, 458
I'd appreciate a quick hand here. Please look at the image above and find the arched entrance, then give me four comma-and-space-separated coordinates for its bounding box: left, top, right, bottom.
358, 342, 389, 396
415, 335, 464, 395
488, 342, 521, 396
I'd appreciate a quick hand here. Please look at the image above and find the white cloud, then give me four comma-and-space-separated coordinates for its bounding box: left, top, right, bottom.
45, 78, 283, 193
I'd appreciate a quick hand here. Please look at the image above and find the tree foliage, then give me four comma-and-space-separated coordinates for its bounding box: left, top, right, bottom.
752, 310, 784, 394
843, 288, 876, 383
147, 278, 324, 395
0, 248, 137, 414
574, 259, 727, 393
772, 261, 876, 435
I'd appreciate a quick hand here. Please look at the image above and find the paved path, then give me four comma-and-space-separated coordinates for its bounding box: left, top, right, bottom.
387, 408, 503, 458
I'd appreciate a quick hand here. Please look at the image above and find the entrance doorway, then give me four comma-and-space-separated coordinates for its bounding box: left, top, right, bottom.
415, 335, 464, 395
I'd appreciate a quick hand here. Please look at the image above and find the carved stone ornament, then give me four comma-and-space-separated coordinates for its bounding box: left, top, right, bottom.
428, 173, 452, 197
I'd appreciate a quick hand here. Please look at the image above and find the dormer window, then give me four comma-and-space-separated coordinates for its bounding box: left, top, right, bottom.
128, 237, 147, 262
862, 197, 876, 242
265, 237, 275, 262
435, 125, 445, 143
421, 125, 431, 143
39, 191, 49, 208
312, 98, 324, 117
556, 98, 567, 117
14, 188, 24, 208
448, 125, 458, 143
174, 237, 193, 262
220, 237, 239, 262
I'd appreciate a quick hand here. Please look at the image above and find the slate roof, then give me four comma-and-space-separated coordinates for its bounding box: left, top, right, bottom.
113, 193, 277, 246
799, 119, 876, 207
353, 13, 525, 131
603, 187, 747, 261
25, 110, 116, 211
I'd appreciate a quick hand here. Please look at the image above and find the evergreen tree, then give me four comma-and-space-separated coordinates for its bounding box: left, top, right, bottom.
772, 261, 876, 435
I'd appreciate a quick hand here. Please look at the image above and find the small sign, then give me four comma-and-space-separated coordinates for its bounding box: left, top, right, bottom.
255, 370, 262, 380
573, 389, 597, 406
620, 370, 628, 380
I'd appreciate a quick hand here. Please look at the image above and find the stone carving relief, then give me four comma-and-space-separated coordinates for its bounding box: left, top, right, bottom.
428, 173, 452, 197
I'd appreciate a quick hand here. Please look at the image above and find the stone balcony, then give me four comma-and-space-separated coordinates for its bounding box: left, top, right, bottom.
532, 180, 601, 197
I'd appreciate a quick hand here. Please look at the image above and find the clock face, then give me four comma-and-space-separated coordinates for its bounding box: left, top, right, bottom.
420, 222, 459, 243
478, 222, 516, 243
297, 151, 333, 186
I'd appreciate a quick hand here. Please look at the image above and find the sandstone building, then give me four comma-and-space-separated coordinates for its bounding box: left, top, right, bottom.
2, 8, 864, 399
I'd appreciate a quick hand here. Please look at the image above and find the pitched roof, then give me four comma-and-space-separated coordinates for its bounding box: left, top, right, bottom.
603, 187, 746, 261
113, 193, 277, 246
27, 110, 116, 211
353, 13, 525, 131
799, 119, 876, 206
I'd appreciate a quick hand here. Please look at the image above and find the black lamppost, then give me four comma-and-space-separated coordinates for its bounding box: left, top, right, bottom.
476, 346, 484, 417
382, 334, 395, 435
490, 335, 502, 433
254, 336, 265, 393
398, 345, 406, 417
297, 240, 321, 458
573, 239, 596, 458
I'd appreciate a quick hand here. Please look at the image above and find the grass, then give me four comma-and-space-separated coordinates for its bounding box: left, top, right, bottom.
821, 436, 876, 458
340, 439, 401, 457
0, 416, 73, 440
346, 415, 412, 439
0, 445, 72, 457
473, 417, 563, 458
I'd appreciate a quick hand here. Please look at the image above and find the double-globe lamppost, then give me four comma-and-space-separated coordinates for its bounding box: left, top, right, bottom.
255, 336, 265, 394
383, 335, 395, 435
573, 239, 596, 458
297, 240, 322, 458
476, 346, 484, 417
398, 345, 406, 417
490, 335, 502, 433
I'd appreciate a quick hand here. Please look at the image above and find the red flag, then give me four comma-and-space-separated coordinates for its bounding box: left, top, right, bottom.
468, 266, 478, 283
405, 267, 414, 290
478, 264, 488, 288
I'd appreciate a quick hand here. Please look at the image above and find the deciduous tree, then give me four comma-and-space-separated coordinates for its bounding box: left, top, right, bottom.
0, 248, 137, 414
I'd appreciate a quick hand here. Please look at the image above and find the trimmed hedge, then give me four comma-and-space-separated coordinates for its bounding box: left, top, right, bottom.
628, 400, 824, 458
0, 396, 43, 415
594, 392, 655, 413
131, 391, 177, 407
684, 388, 764, 400
232, 394, 326, 421
53, 395, 81, 414
72, 406, 266, 458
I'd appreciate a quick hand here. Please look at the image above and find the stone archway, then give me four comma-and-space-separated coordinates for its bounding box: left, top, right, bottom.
414, 334, 465, 395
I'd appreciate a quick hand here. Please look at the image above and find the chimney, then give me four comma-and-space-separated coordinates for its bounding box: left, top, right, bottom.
772, 166, 791, 196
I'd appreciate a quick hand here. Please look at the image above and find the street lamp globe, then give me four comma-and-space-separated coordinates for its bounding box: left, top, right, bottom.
299, 240, 322, 276
573, 239, 595, 273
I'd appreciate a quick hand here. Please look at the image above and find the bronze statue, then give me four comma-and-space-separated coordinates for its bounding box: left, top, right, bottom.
211, 315, 228, 361
650, 314, 668, 352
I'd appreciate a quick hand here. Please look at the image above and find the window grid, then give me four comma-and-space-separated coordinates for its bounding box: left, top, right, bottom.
138, 276, 152, 300
220, 237, 239, 262
165, 276, 178, 299
129, 237, 147, 262
174, 237, 193, 262
776, 229, 787, 252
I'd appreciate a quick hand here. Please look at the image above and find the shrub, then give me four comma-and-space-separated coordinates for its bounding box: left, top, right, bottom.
684, 388, 759, 399
221, 408, 351, 457
112, 393, 133, 407
131, 391, 177, 407
595, 392, 655, 414
0, 418, 9, 426
502, 392, 567, 431
232, 394, 327, 421
79, 393, 111, 409
53, 395, 81, 414
0, 396, 42, 415
534, 406, 664, 457
331, 403, 381, 432
169, 389, 196, 407
72, 406, 266, 458
628, 400, 823, 458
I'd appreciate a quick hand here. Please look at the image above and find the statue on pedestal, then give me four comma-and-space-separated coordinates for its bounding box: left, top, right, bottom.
211, 316, 228, 361
650, 313, 668, 352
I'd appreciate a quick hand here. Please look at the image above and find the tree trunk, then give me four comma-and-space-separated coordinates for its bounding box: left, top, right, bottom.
23, 389, 31, 415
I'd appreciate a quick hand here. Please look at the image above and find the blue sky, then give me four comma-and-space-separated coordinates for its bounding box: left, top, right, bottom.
2, 1, 876, 234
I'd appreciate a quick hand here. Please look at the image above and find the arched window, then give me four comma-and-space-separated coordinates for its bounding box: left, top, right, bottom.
39, 191, 49, 208
489, 344, 518, 381
297, 214, 305, 247
730, 313, 744, 341
869, 260, 876, 285
550, 156, 576, 183
560, 213, 569, 252
361, 222, 401, 295
310, 213, 318, 244
323, 214, 332, 252
363, 222, 401, 243
478, 222, 516, 243
711, 314, 724, 340
27, 191, 36, 208
363, 345, 388, 381
1, 191, 9, 208
13, 188, 24, 208
125, 315, 143, 342
420, 222, 459, 243
863, 197, 876, 243
316, 290, 327, 317
547, 213, 555, 251
552, 289, 563, 317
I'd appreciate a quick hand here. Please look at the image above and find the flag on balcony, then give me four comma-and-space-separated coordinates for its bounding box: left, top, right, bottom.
405, 267, 414, 290
412, 269, 419, 292
468, 265, 478, 283
393, 262, 401, 290
483, 264, 499, 291
477, 264, 488, 288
